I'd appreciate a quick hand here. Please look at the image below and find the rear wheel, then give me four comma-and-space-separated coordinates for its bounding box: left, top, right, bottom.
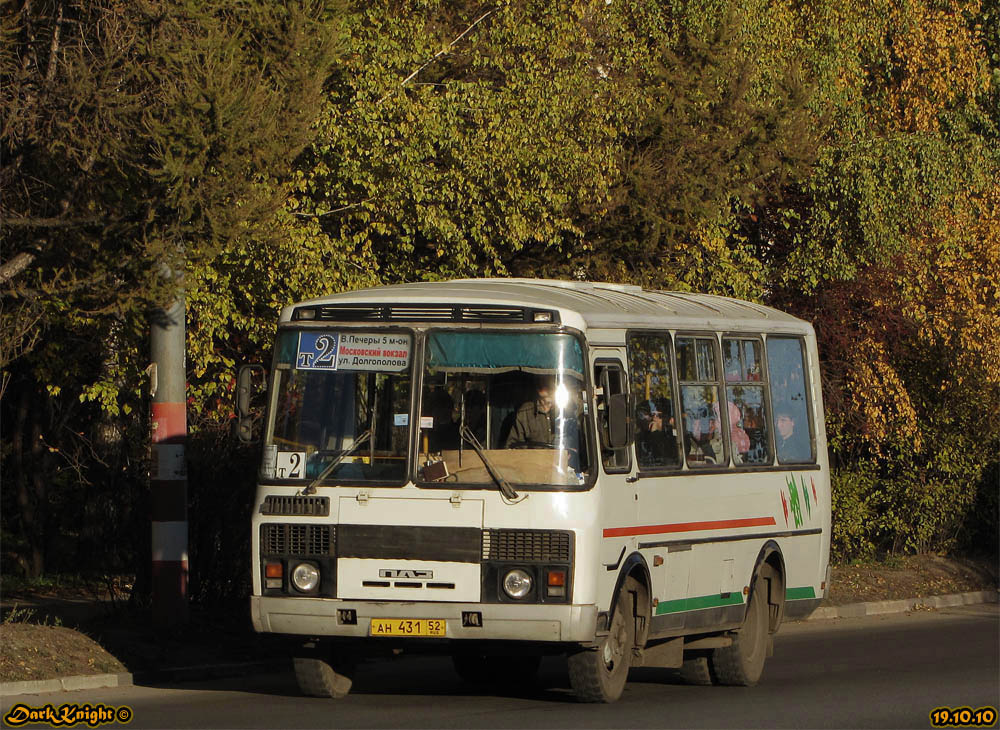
568, 577, 638, 703
293, 649, 357, 698
710, 576, 768, 686
677, 655, 714, 685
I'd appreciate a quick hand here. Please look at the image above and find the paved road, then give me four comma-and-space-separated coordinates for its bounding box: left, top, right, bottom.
3, 604, 997, 729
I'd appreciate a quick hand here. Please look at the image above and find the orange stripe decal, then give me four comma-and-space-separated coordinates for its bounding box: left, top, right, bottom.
603, 516, 776, 538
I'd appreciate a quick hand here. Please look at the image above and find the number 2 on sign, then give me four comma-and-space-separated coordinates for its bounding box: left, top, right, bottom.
276, 452, 305, 479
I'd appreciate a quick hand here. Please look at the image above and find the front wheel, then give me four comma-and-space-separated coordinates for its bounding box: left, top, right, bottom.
710, 576, 768, 686
567, 577, 637, 703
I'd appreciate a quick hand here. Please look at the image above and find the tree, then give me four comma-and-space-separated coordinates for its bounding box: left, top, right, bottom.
753, 0, 999, 557
285, 0, 641, 285
0, 0, 345, 578
578, 4, 818, 294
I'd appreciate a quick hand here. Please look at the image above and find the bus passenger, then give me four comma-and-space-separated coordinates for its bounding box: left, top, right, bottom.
637, 399, 677, 467
775, 411, 809, 462
505, 382, 554, 448
425, 387, 459, 451
689, 402, 720, 463
728, 401, 751, 462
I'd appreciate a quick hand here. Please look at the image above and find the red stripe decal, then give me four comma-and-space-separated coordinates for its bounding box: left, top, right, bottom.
603, 516, 776, 538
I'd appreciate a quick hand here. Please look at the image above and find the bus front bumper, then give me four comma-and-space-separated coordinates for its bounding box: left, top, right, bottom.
251, 596, 598, 643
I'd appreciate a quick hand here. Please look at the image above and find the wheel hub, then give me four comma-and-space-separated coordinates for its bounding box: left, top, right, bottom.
603, 612, 626, 669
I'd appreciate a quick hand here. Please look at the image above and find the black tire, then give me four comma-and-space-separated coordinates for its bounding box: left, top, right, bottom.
451, 654, 542, 687
710, 576, 768, 686
568, 577, 637, 703
677, 655, 714, 685
293, 651, 357, 698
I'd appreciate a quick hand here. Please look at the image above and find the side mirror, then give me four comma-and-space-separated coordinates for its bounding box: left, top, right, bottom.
237, 364, 266, 443
607, 392, 631, 449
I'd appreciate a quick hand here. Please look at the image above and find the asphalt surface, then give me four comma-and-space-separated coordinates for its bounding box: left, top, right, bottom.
2, 603, 997, 729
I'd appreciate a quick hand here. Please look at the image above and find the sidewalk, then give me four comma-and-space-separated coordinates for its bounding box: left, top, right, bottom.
2, 589, 996, 698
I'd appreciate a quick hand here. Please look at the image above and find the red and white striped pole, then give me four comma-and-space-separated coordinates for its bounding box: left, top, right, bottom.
150, 298, 188, 627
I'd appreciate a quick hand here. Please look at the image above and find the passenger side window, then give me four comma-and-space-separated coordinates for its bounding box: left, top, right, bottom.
594, 362, 630, 472
766, 336, 815, 464
722, 337, 771, 465
627, 333, 680, 469
676, 336, 725, 467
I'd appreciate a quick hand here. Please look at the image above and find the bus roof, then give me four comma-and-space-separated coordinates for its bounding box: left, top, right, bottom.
280, 278, 812, 334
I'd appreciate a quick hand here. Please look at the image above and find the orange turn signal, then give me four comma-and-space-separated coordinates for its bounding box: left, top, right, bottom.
547, 570, 566, 587
265, 562, 283, 578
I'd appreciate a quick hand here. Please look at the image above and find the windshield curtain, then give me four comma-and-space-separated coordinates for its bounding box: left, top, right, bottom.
418, 331, 590, 488
262, 330, 412, 483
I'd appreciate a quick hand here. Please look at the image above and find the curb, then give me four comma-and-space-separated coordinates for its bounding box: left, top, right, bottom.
806, 589, 998, 620
0, 672, 132, 698
1, 591, 995, 698
0, 661, 286, 699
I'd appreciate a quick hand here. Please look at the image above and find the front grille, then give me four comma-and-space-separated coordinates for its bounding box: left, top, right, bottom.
261, 524, 335, 556
259, 496, 330, 516
482, 529, 573, 563
294, 303, 560, 325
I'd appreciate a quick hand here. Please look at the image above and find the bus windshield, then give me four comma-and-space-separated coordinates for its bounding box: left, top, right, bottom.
417, 331, 590, 488
262, 330, 413, 483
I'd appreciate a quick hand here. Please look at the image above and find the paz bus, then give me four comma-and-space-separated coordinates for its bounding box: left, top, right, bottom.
238, 279, 830, 703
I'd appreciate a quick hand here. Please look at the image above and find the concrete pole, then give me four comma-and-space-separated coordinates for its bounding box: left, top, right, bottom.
150, 298, 188, 627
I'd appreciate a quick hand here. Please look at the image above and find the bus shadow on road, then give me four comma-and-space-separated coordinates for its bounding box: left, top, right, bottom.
344, 655, 581, 702
134, 655, 588, 702
134, 655, 705, 702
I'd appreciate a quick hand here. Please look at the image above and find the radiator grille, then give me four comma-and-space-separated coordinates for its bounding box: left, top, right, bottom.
481, 529, 572, 563
259, 496, 330, 516
261, 524, 335, 556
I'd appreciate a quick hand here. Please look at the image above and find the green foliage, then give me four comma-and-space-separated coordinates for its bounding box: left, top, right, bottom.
1, 0, 346, 579
832, 449, 986, 562
289, 0, 631, 283
587, 5, 817, 293
1, 0, 997, 587
1, 0, 344, 369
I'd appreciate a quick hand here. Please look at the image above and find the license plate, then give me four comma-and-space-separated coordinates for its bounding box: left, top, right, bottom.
370, 618, 446, 637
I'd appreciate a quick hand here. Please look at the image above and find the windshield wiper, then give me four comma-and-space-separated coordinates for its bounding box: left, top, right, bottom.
459, 424, 518, 501
302, 428, 372, 496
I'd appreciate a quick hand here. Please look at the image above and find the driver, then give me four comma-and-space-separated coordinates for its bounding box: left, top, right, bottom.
504, 380, 554, 448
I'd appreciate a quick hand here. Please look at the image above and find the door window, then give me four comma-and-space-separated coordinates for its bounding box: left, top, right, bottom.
594, 361, 630, 472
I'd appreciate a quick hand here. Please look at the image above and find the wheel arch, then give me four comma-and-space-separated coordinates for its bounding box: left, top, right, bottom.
607, 551, 652, 648
750, 540, 786, 633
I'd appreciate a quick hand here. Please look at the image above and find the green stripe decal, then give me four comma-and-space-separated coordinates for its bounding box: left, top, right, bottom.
655, 593, 745, 615
785, 586, 817, 600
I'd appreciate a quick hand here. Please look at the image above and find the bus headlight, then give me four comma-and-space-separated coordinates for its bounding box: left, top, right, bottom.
291, 562, 320, 593
502, 569, 532, 599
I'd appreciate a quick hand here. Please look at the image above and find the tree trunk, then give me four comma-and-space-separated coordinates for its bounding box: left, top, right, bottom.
13, 385, 45, 578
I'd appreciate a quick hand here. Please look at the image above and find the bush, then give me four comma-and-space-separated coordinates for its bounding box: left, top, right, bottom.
830, 465, 880, 562
831, 449, 993, 563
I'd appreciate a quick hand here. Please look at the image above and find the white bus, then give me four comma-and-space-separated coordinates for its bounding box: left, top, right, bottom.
239, 279, 830, 702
